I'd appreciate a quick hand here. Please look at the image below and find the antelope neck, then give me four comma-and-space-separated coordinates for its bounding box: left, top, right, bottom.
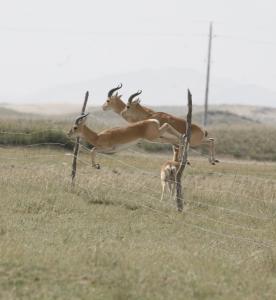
81, 125, 98, 144
137, 105, 152, 119
113, 98, 126, 114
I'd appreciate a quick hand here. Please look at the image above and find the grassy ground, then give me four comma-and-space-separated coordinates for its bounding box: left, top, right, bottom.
208, 125, 276, 161
0, 146, 276, 299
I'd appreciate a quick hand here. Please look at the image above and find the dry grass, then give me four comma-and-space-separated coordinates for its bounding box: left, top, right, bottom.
209, 124, 276, 161
0, 146, 276, 299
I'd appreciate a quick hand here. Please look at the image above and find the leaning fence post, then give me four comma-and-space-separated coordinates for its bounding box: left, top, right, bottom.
175, 89, 192, 211
71, 91, 89, 186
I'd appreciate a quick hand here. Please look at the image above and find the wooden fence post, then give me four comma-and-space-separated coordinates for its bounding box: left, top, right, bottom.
175, 89, 193, 211
71, 91, 89, 186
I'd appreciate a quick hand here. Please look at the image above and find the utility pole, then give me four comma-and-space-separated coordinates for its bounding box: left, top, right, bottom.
204, 21, 213, 126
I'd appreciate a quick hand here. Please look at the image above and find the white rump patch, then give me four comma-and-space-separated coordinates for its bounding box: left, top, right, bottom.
98, 140, 142, 154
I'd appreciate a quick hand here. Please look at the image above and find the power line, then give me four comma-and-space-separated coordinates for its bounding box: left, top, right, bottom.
216, 34, 276, 46
1, 26, 276, 47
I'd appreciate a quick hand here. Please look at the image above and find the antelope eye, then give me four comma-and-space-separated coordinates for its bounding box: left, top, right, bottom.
126, 106, 130, 109
73, 125, 77, 129
107, 100, 110, 103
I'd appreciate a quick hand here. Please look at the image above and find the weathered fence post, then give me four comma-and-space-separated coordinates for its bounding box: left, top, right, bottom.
71, 91, 89, 186
175, 89, 193, 211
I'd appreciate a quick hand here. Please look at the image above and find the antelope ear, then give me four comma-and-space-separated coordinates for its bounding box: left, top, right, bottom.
134, 98, 141, 105
118, 94, 122, 98
115, 92, 118, 96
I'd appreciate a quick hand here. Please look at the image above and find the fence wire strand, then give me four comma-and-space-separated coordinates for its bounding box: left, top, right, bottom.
1, 138, 276, 250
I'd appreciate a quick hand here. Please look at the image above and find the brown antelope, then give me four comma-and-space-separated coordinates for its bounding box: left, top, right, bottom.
160, 146, 180, 201
102, 84, 155, 122
68, 113, 183, 169
121, 91, 218, 165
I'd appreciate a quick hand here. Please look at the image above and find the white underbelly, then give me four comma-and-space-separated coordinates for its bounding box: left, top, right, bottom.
98, 139, 142, 154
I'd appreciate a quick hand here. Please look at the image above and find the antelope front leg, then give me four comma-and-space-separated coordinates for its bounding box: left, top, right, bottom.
160, 181, 166, 201
158, 123, 182, 144
212, 138, 219, 163
91, 147, 100, 169
207, 138, 214, 164
208, 138, 219, 165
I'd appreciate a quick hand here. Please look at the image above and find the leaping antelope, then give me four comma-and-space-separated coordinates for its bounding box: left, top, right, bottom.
68, 114, 182, 169
102, 83, 155, 122
160, 146, 180, 201
121, 91, 218, 165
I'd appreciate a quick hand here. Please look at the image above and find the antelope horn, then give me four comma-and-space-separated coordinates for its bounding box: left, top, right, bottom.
128, 90, 142, 104
75, 113, 89, 124
107, 83, 123, 98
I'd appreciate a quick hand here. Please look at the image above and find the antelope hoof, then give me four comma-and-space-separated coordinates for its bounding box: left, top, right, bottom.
211, 162, 216, 165
93, 164, 101, 169
214, 159, 220, 163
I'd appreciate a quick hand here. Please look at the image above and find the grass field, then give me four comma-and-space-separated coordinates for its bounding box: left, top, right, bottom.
0, 146, 276, 299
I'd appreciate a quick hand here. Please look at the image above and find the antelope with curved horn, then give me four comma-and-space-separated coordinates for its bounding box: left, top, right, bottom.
68, 113, 183, 169
121, 91, 218, 165
102, 84, 154, 122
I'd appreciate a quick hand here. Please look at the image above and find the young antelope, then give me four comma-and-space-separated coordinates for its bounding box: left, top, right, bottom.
160, 146, 180, 201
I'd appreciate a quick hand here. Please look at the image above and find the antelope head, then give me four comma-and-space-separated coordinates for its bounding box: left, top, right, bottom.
121, 90, 143, 119
102, 83, 123, 111
68, 113, 89, 138
172, 145, 180, 162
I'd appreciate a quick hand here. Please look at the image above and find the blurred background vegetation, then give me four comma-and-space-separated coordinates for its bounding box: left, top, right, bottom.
1, 106, 276, 161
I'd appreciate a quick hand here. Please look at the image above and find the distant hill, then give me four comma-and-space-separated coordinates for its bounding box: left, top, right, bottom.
80, 107, 261, 127
0, 107, 21, 116
146, 105, 276, 125
1, 103, 275, 126
193, 111, 259, 126
0, 107, 30, 118
0, 106, 43, 119
7, 68, 276, 108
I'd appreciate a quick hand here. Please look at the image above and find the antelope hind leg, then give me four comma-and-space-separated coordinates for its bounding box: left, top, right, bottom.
91, 147, 100, 169
207, 138, 219, 165
158, 123, 182, 144
211, 138, 220, 163
160, 182, 166, 201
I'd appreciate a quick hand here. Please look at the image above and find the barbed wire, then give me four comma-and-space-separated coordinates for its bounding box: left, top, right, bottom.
69, 164, 276, 248
1, 147, 276, 249
57, 170, 256, 261
3, 139, 273, 225
0, 138, 276, 246
1, 132, 275, 188
3, 149, 274, 213
1, 26, 276, 47
72, 169, 272, 235
76, 150, 276, 207
1, 135, 275, 196
77, 143, 276, 208
69, 152, 274, 221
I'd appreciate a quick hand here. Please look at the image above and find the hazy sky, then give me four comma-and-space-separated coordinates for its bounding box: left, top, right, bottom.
0, 0, 276, 103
